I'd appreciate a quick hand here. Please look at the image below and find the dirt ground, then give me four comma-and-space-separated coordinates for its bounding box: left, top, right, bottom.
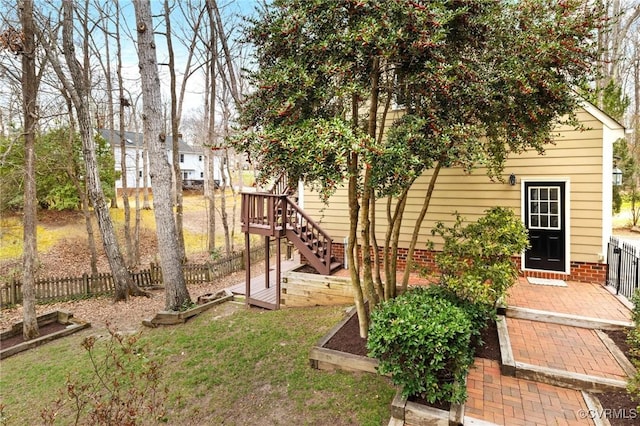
0, 194, 249, 333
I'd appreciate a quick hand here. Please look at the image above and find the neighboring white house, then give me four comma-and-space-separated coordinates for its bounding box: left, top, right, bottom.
98, 129, 222, 191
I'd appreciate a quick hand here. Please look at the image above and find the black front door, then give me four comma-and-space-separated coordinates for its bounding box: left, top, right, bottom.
524, 182, 566, 272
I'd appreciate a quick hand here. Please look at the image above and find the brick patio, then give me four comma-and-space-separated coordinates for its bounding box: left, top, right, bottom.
506, 278, 631, 322
463, 277, 634, 425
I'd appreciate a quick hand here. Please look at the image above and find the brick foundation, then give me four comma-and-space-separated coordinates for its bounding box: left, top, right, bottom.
329, 242, 607, 284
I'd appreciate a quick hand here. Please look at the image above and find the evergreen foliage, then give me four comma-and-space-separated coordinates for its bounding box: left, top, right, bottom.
0, 128, 117, 211
431, 207, 530, 307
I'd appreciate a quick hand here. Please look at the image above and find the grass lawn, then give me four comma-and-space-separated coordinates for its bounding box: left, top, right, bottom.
0, 303, 395, 425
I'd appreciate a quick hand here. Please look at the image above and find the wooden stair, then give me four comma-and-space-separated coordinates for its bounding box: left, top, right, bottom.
241, 178, 340, 275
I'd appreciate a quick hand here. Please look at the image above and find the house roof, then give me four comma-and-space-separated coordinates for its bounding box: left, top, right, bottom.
572, 91, 625, 131
97, 129, 201, 153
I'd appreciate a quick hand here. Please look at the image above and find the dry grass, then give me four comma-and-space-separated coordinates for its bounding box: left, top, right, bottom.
0, 217, 78, 261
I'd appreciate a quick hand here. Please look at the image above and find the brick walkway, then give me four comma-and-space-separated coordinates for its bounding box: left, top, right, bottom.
466, 358, 595, 425
507, 318, 628, 381
463, 277, 633, 425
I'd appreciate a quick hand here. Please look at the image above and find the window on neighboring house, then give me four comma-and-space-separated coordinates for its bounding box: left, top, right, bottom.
198, 155, 203, 161
200, 172, 204, 178
180, 154, 184, 163
183, 172, 189, 180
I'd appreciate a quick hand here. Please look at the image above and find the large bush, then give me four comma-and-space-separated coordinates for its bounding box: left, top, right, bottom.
367, 286, 475, 404
0, 128, 116, 211
431, 207, 529, 307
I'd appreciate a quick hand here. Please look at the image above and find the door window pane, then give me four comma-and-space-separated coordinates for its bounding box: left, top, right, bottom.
528, 185, 561, 230
531, 216, 539, 227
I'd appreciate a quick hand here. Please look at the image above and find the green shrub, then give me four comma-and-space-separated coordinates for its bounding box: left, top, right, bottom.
367, 286, 474, 404
425, 284, 494, 344
626, 290, 640, 409
431, 207, 529, 307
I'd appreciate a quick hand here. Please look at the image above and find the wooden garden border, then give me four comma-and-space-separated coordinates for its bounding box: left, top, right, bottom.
142, 289, 234, 327
0, 310, 90, 359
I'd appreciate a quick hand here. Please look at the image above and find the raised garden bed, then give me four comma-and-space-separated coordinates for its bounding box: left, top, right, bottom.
391, 388, 464, 426
0, 310, 90, 359
310, 306, 494, 425
142, 289, 234, 327
309, 306, 378, 373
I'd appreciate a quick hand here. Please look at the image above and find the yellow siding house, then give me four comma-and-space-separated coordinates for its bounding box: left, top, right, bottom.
299, 100, 625, 283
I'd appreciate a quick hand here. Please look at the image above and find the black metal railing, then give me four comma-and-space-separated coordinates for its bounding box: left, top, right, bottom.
606, 236, 640, 300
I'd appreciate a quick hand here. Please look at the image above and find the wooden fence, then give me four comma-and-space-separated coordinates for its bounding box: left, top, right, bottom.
0, 242, 275, 307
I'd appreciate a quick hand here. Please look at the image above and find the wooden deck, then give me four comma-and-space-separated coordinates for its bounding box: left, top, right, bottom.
228, 258, 300, 309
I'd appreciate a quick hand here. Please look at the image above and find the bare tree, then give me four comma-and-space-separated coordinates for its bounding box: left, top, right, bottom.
112, 1, 136, 268
96, 0, 118, 209
43, 0, 149, 301
163, 0, 186, 262
205, 0, 218, 255
18, 0, 38, 340
597, 1, 640, 104
61, 91, 99, 275
134, 0, 191, 310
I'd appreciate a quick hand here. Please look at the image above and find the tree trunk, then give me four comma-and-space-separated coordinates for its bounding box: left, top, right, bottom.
20, 0, 39, 341
59, 0, 147, 301
384, 187, 410, 300
62, 92, 99, 275
219, 155, 231, 256
400, 162, 442, 291
348, 95, 367, 338
209, 0, 241, 105
224, 147, 238, 253
164, 0, 187, 263
134, 0, 191, 310
142, 139, 151, 209
373, 78, 393, 300
206, 2, 218, 254
79, 181, 98, 275
207, 151, 217, 253
220, 95, 233, 256
101, 1, 118, 210
360, 57, 380, 309
115, 1, 134, 268
348, 151, 367, 338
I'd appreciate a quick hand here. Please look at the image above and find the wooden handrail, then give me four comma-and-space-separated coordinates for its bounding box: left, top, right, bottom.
241, 191, 333, 273
270, 173, 289, 195
282, 196, 332, 273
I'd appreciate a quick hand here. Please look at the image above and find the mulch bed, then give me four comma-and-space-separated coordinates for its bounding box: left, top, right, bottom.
0, 321, 68, 350
324, 308, 368, 356
323, 309, 501, 413
324, 309, 501, 362
599, 329, 638, 426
